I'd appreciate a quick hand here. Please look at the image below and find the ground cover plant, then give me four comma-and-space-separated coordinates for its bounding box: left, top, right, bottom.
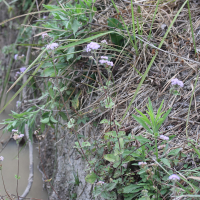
1, 0, 200, 199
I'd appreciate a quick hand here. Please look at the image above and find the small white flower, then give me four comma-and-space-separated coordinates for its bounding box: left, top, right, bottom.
0, 156, 4, 161
86, 42, 100, 52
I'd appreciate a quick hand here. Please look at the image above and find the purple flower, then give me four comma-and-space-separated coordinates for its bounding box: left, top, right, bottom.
86, 42, 100, 52
107, 61, 113, 66
12, 129, 18, 133
14, 54, 18, 60
46, 43, 59, 50
43, 16, 47, 19
99, 59, 107, 64
97, 181, 105, 185
171, 78, 184, 87
0, 156, 4, 161
42, 33, 48, 39
138, 162, 147, 166
169, 174, 180, 181
16, 101, 21, 109
101, 56, 108, 60
13, 133, 24, 140
101, 40, 107, 44
20, 67, 26, 73
159, 135, 169, 141
99, 60, 113, 66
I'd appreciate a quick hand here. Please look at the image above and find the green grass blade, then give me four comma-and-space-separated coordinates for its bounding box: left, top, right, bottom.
121, 0, 188, 122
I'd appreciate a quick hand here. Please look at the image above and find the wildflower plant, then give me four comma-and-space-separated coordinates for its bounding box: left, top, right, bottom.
170, 78, 184, 95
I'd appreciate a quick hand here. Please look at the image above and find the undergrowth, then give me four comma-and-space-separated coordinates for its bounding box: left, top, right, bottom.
1, 0, 200, 199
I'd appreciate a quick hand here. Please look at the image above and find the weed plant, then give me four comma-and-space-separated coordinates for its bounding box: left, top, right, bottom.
0, 0, 200, 199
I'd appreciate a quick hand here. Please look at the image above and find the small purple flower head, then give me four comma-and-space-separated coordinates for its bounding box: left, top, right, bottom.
43, 16, 47, 19
138, 162, 147, 166
101, 40, 107, 44
99, 59, 107, 64
101, 56, 108, 60
20, 67, 26, 73
97, 181, 105, 185
0, 156, 4, 161
171, 78, 184, 87
14, 54, 18, 60
46, 43, 59, 50
169, 174, 180, 181
159, 135, 169, 141
42, 33, 49, 39
86, 42, 100, 52
19, 134, 24, 138
107, 61, 113, 67
12, 129, 18, 133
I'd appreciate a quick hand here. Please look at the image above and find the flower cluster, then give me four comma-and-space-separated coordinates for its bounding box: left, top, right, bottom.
101, 40, 107, 44
46, 43, 59, 50
171, 78, 184, 87
138, 162, 147, 166
169, 174, 180, 181
159, 135, 169, 141
42, 33, 49, 39
0, 156, 4, 161
86, 42, 100, 52
15, 67, 27, 79
96, 181, 105, 185
13, 133, 24, 141
99, 56, 113, 66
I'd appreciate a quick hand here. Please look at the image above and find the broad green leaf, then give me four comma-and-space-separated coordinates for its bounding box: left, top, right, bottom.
41, 118, 49, 124
104, 154, 117, 162
161, 158, 171, 168
119, 138, 124, 149
72, 19, 81, 35
50, 116, 58, 123
168, 148, 181, 156
85, 172, 97, 184
82, 141, 91, 147
67, 47, 75, 61
123, 184, 142, 193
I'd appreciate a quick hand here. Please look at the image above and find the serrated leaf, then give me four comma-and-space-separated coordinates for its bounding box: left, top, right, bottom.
168, 148, 181, 156
123, 184, 142, 193
72, 19, 81, 35
85, 172, 97, 184
104, 154, 116, 162
161, 158, 171, 168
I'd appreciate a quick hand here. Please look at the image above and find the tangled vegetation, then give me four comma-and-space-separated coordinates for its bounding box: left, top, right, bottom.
1, 0, 200, 199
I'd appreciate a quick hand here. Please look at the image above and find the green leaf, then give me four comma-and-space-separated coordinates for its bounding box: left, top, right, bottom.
67, 46, 75, 61
50, 116, 58, 124
72, 19, 81, 35
119, 138, 124, 149
104, 154, 117, 162
40, 118, 49, 124
168, 148, 181, 156
161, 158, 171, 168
100, 119, 109, 124
59, 112, 68, 120
123, 184, 142, 193
135, 108, 151, 126
85, 172, 97, 184
132, 114, 152, 134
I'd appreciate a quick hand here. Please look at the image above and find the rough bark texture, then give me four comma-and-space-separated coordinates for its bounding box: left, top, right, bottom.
39, 123, 103, 200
